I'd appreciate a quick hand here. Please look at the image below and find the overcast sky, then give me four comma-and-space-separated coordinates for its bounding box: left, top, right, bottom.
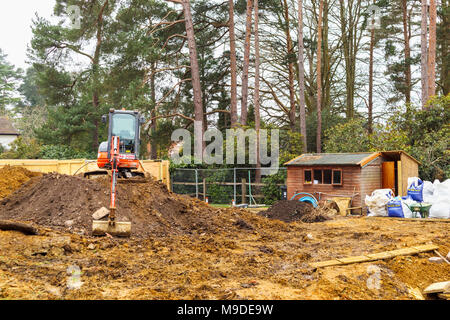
0, 0, 55, 70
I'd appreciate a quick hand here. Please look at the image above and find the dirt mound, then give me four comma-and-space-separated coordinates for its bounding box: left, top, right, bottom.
261, 200, 331, 223
0, 172, 252, 238
0, 165, 42, 199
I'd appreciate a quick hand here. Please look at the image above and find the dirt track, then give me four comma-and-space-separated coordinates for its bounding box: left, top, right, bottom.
0, 169, 449, 300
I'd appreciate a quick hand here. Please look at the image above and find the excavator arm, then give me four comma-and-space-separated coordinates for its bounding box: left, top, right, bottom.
109, 136, 120, 225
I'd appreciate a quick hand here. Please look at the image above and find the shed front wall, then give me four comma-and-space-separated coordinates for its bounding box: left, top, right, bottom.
360, 157, 383, 207
287, 166, 362, 207
400, 153, 419, 196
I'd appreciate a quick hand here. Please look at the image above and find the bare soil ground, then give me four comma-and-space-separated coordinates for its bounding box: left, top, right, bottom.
0, 170, 448, 300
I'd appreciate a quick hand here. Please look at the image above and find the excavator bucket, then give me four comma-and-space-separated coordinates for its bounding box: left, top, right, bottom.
92, 220, 131, 237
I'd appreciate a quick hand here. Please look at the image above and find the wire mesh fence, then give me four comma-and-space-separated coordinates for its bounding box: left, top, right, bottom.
171, 167, 287, 205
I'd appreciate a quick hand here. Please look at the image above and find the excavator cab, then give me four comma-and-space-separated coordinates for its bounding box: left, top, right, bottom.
96, 109, 145, 175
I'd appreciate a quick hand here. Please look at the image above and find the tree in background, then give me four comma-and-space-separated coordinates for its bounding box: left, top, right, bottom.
428, 0, 437, 100
0, 49, 22, 116
316, 0, 323, 153
167, 0, 205, 158
254, 0, 261, 183
240, 0, 253, 126
29, 0, 116, 152
421, 0, 428, 108
228, 0, 239, 127
437, 0, 449, 96
338, 0, 364, 118
368, 0, 375, 134
15, 67, 47, 138
401, 0, 412, 104
297, 0, 307, 151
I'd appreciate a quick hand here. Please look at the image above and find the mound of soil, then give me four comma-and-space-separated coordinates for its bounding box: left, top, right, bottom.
0, 172, 239, 238
0, 165, 42, 199
261, 200, 331, 223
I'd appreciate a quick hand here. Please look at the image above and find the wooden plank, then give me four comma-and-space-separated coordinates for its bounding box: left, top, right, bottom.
310, 244, 439, 269
423, 281, 450, 294
413, 244, 441, 251
366, 251, 396, 260
309, 260, 342, 268
336, 255, 372, 264
387, 247, 419, 256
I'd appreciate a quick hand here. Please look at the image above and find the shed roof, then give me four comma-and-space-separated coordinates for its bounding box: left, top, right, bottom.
285, 151, 420, 166
285, 152, 376, 166
0, 117, 19, 135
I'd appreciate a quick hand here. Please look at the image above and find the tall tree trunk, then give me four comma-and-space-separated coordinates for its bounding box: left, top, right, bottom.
282, 0, 297, 131
150, 62, 158, 159
421, 0, 429, 108
297, 0, 307, 151
428, 0, 437, 99
368, 3, 374, 135
339, 0, 362, 119
402, 0, 411, 104
297, 0, 307, 152
254, 0, 261, 184
241, 0, 253, 126
316, 0, 323, 153
322, 0, 330, 112
440, 0, 450, 96
229, 0, 238, 127
180, 0, 205, 157
91, 0, 109, 152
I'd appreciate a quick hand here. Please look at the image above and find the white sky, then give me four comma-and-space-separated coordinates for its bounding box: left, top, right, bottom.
0, 0, 55, 70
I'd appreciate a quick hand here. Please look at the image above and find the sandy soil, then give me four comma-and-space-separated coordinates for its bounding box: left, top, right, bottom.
0, 216, 448, 300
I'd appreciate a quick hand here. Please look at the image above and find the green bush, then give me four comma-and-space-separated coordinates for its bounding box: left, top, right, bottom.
261, 170, 286, 205
39, 145, 96, 160
324, 118, 371, 153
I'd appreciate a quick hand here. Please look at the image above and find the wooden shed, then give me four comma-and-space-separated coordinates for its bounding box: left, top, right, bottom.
284, 151, 420, 211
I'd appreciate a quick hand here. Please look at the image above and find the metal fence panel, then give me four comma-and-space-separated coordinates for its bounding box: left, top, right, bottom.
171, 167, 287, 205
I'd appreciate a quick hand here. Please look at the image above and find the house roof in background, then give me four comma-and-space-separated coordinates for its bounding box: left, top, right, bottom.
0, 117, 19, 135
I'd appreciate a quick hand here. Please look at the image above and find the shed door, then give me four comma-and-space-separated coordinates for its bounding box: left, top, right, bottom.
382, 161, 396, 194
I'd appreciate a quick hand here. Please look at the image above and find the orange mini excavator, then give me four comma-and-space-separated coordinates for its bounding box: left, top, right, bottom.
87, 108, 146, 237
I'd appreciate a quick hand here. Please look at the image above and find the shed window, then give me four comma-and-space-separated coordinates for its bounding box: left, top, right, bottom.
304, 170, 312, 184
323, 170, 332, 184
303, 168, 343, 185
313, 170, 322, 184
332, 170, 342, 185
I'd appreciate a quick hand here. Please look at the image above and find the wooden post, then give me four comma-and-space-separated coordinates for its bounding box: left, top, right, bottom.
242, 178, 247, 204
203, 178, 206, 201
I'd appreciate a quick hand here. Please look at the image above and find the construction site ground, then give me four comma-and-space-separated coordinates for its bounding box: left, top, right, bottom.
0, 166, 448, 300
